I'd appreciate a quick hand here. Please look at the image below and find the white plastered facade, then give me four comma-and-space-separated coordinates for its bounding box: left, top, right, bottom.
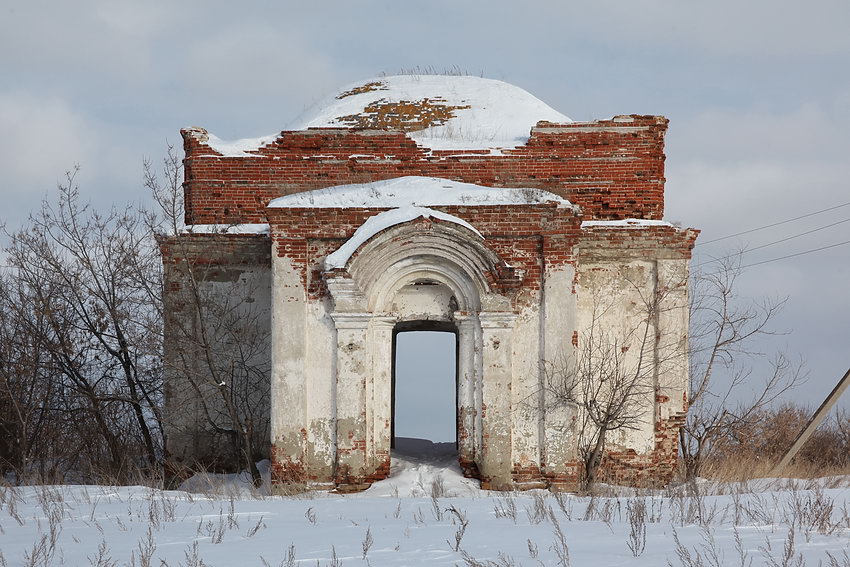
269, 208, 693, 492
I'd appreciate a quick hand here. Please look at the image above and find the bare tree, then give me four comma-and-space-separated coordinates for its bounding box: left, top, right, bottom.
0, 278, 57, 476
680, 252, 804, 480
0, 168, 164, 480
147, 148, 270, 487
545, 270, 679, 492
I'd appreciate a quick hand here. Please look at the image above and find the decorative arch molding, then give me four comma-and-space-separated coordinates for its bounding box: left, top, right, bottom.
323, 216, 520, 490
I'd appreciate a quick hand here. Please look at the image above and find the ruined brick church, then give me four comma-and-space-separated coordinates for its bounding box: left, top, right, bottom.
161, 75, 698, 492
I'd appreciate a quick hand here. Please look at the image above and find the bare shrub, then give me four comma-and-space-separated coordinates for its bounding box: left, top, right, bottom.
758, 528, 804, 567
493, 496, 517, 523
361, 526, 374, 559
668, 525, 724, 567
549, 512, 571, 567
135, 527, 156, 567
22, 534, 57, 567
430, 496, 444, 521
460, 550, 519, 567
182, 541, 210, 567
525, 492, 548, 525
446, 506, 469, 552
328, 546, 341, 567
261, 545, 296, 567
733, 527, 750, 567
148, 148, 269, 487
552, 491, 573, 520
87, 540, 116, 567
682, 253, 804, 481
626, 498, 647, 556
246, 515, 266, 538
825, 550, 850, 567
704, 404, 850, 480
784, 485, 838, 539
430, 474, 446, 499
283, 545, 296, 567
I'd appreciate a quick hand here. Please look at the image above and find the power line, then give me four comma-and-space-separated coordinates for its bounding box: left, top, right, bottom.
695, 200, 850, 247
694, 216, 850, 269
737, 239, 850, 270
745, 217, 850, 253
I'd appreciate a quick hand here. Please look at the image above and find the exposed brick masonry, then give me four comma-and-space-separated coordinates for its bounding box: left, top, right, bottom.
182, 115, 668, 225
165, 106, 697, 492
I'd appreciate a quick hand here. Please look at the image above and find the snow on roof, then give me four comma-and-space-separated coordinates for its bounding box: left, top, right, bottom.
581, 219, 676, 229
325, 206, 482, 270
295, 75, 571, 151
204, 75, 571, 156
180, 223, 271, 235
205, 133, 278, 158
268, 176, 573, 209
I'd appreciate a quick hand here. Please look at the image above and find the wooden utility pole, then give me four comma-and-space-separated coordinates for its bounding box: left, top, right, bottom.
771, 367, 850, 476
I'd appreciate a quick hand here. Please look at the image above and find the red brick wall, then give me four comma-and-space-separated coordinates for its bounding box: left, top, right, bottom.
182, 115, 668, 225
577, 224, 700, 259
267, 203, 583, 302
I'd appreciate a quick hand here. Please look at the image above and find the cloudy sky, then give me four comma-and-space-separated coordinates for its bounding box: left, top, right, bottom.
2, 1, 848, 438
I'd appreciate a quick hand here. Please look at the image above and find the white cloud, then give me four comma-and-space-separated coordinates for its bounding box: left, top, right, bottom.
93, 1, 166, 40
0, 1, 169, 86
0, 93, 96, 199
182, 24, 338, 128
666, 159, 850, 237
0, 91, 149, 228
559, 0, 850, 58
665, 95, 850, 240
669, 103, 850, 163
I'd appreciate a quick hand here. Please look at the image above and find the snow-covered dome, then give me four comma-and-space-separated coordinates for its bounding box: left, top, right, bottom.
291, 75, 571, 152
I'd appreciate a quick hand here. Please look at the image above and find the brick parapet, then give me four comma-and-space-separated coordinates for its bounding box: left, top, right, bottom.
577, 225, 700, 261
181, 115, 668, 225
158, 233, 271, 266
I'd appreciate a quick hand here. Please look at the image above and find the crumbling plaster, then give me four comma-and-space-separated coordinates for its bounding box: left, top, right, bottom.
163, 78, 697, 491
266, 212, 695, 492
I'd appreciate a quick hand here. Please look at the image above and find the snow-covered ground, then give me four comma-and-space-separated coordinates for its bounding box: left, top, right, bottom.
2, 439, 849, 566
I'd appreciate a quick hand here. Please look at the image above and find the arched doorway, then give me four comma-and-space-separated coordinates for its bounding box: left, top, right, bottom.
391, 322, 458, 450
325, 216, 519, 490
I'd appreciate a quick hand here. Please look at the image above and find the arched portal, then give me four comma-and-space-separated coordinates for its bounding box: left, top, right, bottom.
324, 216, 519, 490
390, 322, 458, 448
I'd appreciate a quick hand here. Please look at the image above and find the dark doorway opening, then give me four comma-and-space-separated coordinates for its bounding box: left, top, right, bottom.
391, 321, 458, 450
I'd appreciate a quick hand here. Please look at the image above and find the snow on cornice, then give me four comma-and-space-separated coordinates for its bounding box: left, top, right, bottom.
581, 219, 675, 229
325, 206, 482, 270
204, 133, 278, 158
268, 176, 573, 209
180, 223, 270, 235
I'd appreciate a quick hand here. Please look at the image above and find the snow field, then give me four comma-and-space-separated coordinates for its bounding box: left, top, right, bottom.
1, 452, 849, 567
